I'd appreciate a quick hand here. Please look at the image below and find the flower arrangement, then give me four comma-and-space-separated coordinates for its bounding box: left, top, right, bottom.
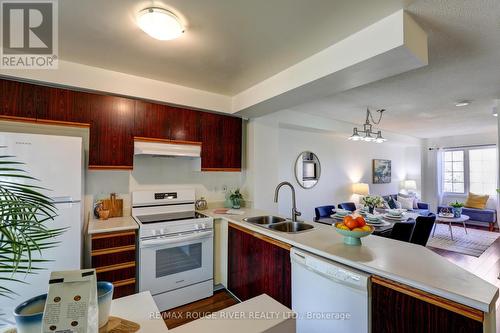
361, 195, 384, 213
449, 201, 464, 217
229, 189, 244, 209
449, 201, 464, 208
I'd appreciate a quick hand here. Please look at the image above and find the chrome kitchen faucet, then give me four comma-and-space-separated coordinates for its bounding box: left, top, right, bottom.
274, 181, 302, 222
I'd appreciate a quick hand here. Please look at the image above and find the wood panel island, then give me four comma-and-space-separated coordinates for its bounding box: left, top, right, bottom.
206, 208, 499, 333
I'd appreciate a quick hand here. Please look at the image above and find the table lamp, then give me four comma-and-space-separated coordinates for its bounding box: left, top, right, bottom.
352, 183, 370, 196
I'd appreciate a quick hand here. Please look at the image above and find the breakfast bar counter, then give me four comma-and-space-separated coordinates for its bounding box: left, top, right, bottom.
203, 208, 498, 317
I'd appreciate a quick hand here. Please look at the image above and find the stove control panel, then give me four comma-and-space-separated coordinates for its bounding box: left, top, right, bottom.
154, 192, 177, 200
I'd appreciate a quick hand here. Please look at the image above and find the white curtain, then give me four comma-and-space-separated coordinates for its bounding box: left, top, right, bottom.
436, 149, 444, 207
427, 148, 443, 211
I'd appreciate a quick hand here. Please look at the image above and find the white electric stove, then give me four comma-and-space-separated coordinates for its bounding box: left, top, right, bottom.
132, 189, 214, 311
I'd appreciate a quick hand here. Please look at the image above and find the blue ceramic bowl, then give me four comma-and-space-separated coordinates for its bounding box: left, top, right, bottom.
333, 223, 374, 246
97, 281, 114, 327
14, 293, 47, 333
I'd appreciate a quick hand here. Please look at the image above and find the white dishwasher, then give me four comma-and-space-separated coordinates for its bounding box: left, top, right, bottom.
291, 247, 371, 333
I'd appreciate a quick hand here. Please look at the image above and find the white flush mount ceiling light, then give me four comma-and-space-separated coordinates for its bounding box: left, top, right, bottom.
137, 8, 184, 40
348, 108, 387, 143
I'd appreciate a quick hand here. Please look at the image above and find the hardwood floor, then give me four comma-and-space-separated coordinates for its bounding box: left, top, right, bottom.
428, 228, 500, 332
161, 289, 239, 329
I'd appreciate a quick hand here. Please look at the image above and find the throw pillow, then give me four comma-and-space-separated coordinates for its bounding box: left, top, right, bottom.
397, 196, 414, 210
398, 192, 419, 209
387, 197, 397, 209
464, 192, 489, 209
394, 200, 402, 209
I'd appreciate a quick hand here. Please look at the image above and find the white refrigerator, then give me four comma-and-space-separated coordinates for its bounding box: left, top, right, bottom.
0, 132, 83, 325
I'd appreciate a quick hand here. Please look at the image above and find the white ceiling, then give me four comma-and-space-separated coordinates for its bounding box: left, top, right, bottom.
293, 0, 500, 138
59, 0, 411, 95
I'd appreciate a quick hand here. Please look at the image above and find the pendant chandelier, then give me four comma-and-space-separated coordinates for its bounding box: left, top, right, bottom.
348, 108, 387, 143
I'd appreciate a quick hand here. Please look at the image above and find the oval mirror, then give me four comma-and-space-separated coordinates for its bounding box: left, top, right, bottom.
294, 151, 321, 189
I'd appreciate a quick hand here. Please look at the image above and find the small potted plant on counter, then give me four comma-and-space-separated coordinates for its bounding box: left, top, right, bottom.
229, 189, 244, 209
361, 195, 384, 214
450, 201, 464, 218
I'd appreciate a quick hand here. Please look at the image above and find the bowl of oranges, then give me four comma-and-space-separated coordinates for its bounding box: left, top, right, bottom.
334, 215, 374, 246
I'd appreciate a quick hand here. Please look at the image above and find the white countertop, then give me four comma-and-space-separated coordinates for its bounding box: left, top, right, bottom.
88, 216, 138, 235
110, 291, 169, 332
169, 294, 294, 333
203, 208, 499, 312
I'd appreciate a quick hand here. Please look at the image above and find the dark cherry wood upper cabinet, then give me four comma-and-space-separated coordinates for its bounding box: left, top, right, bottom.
0, 79, 243, 171
168, 107, 201, 143
0, 79, 41, 120
134, 100, 170, 139
221, 116, 242, 170
89, 94, 135, 169
200, 112, 223, 170
37, 88, 91, 125
200, 112, 242, 171
228, 224, 291, 308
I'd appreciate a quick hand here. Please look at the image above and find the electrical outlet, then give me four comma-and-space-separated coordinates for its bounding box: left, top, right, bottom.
222, 185, 228, 192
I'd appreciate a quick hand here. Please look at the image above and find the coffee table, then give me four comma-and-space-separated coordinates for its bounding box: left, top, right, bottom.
433, 214, 470, 241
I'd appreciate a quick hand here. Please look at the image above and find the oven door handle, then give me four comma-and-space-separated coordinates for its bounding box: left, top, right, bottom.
140, 230, 213, 248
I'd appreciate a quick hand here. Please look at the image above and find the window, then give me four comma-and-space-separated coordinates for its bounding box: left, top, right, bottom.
469, 148, 497, 195
443, 150, 464, 193
442, 146, 497, 195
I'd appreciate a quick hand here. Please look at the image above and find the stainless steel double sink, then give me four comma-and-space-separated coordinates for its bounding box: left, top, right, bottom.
242, 216, 314, 233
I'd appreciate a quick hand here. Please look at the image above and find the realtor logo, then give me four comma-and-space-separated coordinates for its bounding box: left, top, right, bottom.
1, 0, 58, 68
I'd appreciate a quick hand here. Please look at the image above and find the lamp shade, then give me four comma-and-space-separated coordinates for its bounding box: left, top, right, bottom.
404, 180, 417, 191
352, 183, 369, 196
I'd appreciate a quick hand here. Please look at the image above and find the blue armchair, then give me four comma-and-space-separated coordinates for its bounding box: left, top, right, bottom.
314, 205, 336, 225
338, 202, 357, 212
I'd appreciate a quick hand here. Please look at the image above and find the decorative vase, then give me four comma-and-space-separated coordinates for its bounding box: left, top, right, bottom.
452, 207, 462, 218
231, 198, 241, 209
368, 206, 374, 214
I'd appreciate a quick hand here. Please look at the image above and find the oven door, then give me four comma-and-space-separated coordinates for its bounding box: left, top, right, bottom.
139, 230, 213, 295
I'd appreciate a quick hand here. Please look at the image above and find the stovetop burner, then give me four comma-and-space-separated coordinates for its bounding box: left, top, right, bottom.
136, 211, 208, 224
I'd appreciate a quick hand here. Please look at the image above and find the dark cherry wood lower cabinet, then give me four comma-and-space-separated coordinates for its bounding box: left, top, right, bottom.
227, 223, 291, 308
91, 231, 137, 299
371, 276, 484, 333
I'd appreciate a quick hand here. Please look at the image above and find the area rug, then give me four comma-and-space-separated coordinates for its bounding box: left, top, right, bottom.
427, 224, 500, 257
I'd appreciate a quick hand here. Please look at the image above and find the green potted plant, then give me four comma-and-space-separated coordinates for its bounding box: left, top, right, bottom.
449, 201, 464, 218
0, 154, 63, 302
361, 195, 384, 214
229, 189, 243, 209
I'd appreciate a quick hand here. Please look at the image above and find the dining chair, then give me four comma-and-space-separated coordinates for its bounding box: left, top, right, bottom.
389, 221, 415, 243
314, 205, 336, 222
337, 202, 357, 212
409, 213, 436, 246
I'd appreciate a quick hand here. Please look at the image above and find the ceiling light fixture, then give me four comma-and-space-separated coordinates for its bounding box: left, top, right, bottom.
493, 100, 499, 117
348, 108, 387, 143
137, 7, 184, 41
455, 101, 471, 107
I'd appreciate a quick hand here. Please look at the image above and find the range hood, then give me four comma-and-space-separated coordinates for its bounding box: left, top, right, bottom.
134, 140, 201, 157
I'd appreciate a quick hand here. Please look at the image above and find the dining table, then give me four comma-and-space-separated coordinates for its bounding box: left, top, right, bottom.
319, 210, 420, 237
